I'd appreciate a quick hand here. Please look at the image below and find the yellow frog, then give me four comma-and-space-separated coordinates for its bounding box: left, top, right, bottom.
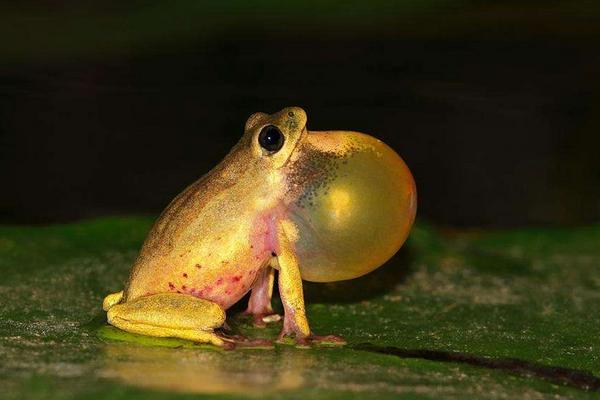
103, 107, 416, 348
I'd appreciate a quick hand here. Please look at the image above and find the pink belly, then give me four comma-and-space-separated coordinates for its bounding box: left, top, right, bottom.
147, 217, 278, 309
156, 261, 265, 310
190, 267, 262, 309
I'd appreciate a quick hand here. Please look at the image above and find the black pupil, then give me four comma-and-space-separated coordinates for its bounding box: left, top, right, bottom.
258, 125, 284, 152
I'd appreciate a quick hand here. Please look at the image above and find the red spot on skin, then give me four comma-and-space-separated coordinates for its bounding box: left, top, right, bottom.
183, 273, 188, 278
177, 290, 182, 294
168, 282, 175, 290
216, 278, 224, 285
182, 285, 187, 290
225, 289, 231, 295
231, 275, 241, 283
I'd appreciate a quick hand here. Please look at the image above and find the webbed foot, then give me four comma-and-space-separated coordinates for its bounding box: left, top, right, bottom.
217, 332, 274, 349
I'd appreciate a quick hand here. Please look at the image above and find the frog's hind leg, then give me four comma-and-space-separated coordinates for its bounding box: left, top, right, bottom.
105, 292, 230, 348
102, 291, 124, 311
244, 267, 281, 327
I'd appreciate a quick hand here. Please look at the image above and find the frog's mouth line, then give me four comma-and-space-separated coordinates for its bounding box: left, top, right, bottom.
278, 126, 308, 169
352, 343, 600, 392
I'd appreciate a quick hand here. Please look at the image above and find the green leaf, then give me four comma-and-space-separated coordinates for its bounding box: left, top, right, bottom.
1, 217, 599, 399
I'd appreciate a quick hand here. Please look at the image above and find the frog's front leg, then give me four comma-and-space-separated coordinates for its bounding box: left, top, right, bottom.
244, 267, 281, 327
275, 224, 346, 346
275, 228, 311, 341
103, 292, 232, 348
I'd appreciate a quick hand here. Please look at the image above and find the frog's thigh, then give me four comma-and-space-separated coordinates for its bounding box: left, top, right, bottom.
107, 292, 227, 346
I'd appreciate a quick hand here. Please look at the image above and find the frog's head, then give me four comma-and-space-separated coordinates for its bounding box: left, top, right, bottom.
244, 107, 416, 283
244, 106, 308, 170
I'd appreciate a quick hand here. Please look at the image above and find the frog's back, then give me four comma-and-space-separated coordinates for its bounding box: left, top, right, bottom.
123, 141, 270, 301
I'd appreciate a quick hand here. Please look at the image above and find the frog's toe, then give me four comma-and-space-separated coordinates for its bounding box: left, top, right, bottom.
261, 313, 282, 323
277, 333, 346, 347
218, 332, 274, 349
236, 337, 273, 349
247, 312, 281, 328
102, 291, 124, 311
210, 335, 236, 350
306, 334, 346, 346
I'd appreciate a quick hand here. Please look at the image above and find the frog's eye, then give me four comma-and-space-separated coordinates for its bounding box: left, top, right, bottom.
258, 125, 285, 153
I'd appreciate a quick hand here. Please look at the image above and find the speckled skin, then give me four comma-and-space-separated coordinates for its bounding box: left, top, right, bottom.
103, 107, 416, 348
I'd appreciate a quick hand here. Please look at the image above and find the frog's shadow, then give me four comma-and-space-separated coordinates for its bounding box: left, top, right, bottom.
302, 246, 414, 304
231, 246, 413, 311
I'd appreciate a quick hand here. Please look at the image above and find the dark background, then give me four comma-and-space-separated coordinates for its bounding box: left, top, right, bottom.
1, 1, 599, 227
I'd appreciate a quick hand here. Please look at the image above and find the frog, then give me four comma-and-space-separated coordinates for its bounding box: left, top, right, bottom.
102, 106, 416, 348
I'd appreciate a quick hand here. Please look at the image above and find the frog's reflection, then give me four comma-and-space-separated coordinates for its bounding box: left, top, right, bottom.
99, 342, 316, 395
